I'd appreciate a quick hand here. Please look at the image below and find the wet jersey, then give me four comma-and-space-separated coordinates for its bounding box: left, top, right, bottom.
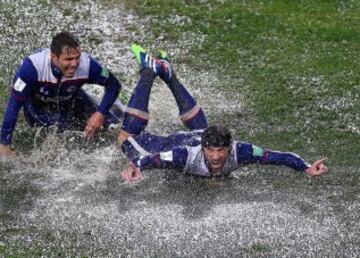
121, 130, 311, 177
1, 48, 121, 145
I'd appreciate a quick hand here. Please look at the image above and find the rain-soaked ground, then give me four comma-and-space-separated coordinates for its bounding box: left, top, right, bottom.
0, 0, 359, 257
1, 136, 360, 257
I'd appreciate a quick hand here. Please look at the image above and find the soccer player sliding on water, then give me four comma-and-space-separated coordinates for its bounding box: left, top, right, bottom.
118, 44, 328, 183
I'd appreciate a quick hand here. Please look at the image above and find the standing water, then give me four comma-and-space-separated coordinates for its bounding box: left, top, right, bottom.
0, 0, 359, 257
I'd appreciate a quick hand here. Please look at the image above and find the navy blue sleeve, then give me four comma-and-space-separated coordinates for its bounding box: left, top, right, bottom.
1, 58, 37, 145
88, 57, 121, 115
1, 95, 23, 145
11, 58, 37, 100
132, 147, 188, 172
236, 142, 310, 172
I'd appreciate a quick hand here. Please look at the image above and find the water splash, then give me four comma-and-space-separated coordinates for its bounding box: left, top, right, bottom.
0, 0, 359, 257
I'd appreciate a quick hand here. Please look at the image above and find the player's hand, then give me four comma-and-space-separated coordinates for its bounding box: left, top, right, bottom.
0, 144, 16, 157
305, 157, 328, 177
84, 111, 105, 139
121, 163, 144, 183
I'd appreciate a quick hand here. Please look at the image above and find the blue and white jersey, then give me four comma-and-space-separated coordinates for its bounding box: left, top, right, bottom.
1, 48, 121, 145
182, 144, 238, 176
23, 48, 91, 102
122, 130, 311, 177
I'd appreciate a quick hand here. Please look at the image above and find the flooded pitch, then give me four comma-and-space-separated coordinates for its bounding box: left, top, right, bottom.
0, 0, 359, 257
1, 140, 359, 257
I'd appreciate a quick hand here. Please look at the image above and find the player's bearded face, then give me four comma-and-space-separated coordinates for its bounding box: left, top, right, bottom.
203, 146, 230, 174
51, 46, 81, 78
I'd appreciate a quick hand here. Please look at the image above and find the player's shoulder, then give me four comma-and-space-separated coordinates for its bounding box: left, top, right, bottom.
27, 48, 49, 60
25, 48, 50, 72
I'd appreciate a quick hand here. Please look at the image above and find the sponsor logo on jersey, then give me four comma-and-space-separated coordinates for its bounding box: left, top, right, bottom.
160, 151, 173, 161
101, 67, 109, 78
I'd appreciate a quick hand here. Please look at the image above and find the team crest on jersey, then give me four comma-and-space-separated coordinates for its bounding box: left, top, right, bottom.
67, 85, 78, 93
40, 87, 49, 94
13, 78, 26, 92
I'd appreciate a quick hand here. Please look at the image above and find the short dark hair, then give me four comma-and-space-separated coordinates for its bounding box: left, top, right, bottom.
201, 125, 232, 148
50, 31, 80, 56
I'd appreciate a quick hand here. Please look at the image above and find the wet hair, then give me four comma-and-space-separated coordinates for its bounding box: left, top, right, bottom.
50, 31, 80, 56
201, 125, 232, 148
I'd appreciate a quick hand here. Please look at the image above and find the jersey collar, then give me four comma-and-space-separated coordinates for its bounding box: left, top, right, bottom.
50, 61, 63, 80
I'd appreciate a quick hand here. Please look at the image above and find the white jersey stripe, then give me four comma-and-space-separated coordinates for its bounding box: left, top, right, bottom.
127, 136, 151, 156
125, 107, 150, 120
